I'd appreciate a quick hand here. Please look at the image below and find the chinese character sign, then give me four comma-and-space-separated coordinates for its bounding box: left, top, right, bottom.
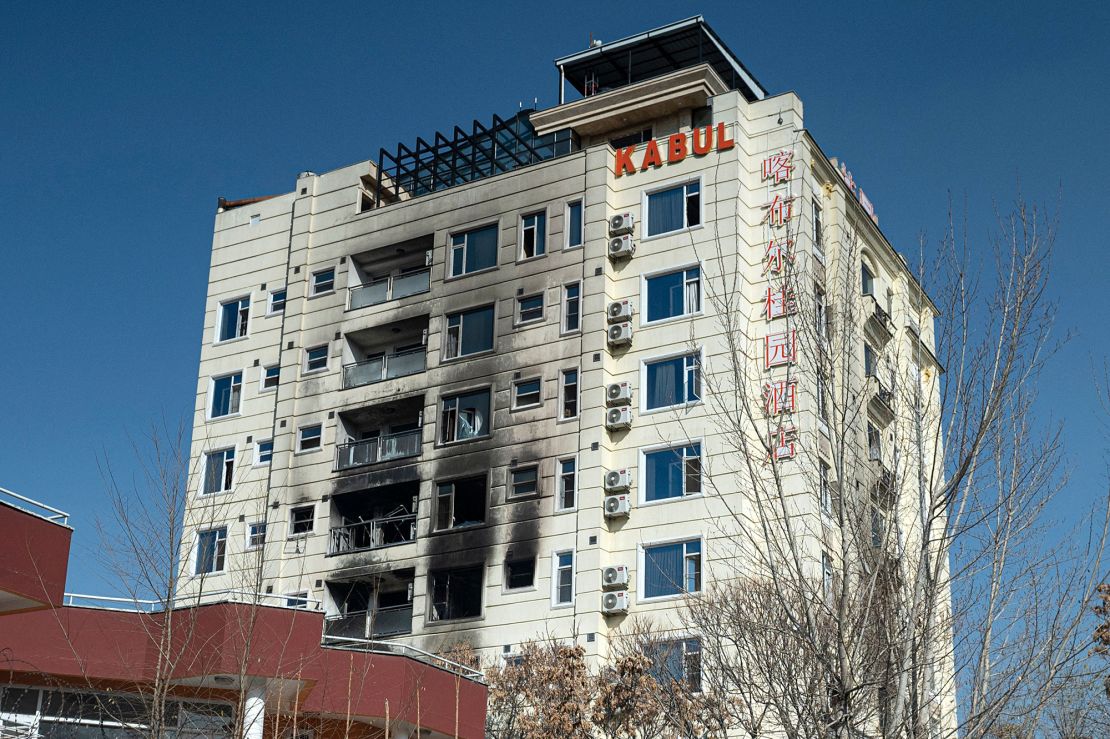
765, 330, 797, 369
764, 287, 797, 320
771, 425, 797, 460
764, 194, 794, 227
764, 238, 794, 274
762, 151, 794, 185
763, 380, 797, 415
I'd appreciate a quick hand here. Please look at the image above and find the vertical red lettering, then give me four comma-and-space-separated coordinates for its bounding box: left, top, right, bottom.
613, 146, 637, 177
640, 139, 663, 170
667, 133, 688, 163
692, 125, 713, 156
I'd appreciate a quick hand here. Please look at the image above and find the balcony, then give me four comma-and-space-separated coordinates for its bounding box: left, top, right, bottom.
325, 570, 414, 640
342, 316, 429, 390
349, 269, 431, 311
864, 294, 895, 348
336, 430, 421, 471
343, 349, 425, 388
328, 479, 419, 556
330, 513, 416, 554
868, 376, 896, 427
325, 604, 414, 639
335, 395, 424, 472
348, 234, 433, 311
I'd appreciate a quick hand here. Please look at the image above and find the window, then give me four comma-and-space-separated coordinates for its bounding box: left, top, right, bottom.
822, 551, 834, 599
520, 211, 546, 259
862, 263, 875, 296
444, 305, 495, 359
644, 354, 700, 410
644, 444, 701, 502
440, 388, 491, 443
195, 528, 227, 575
513, 378, 542, 409
864, 344, 878, 377
247, 522, 267, 549
647, 638, 702, 692
566, 201, 583, 249
517, 294, 544, 324
311, 268, 335, 295
505, 558, 536, 590
262, 364, 279, 391
815, 284, 829, 341
510, 466, 539, 498
450, 223, 498, 277
268, 289, 286, 315
298, 424, 322, 451
643, 539, 701, 598
289, 505, 314, 536
217, 297, 250, 342
645, 266, 701, 322
305, 344, 329, 373
429, 565, 483, 621
435, 475, 486, 531
813, 199, 824, 255
557, 458, 576, 511
203, 448, 235, 494
210, 372, 242, 418
868, 422, 882, 461
286, 592, 309, 609
255, 439, 273, 466
249, 213, 260, 226
819, 461, 832, 516
553, 550, 574, 606
560, 369, 578, 419
646, 181, 700, 237
562, 283, 581, 332
817, 366, 829, 426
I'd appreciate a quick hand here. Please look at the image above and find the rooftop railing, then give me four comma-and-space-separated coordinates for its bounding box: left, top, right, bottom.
0, 486, 69, 525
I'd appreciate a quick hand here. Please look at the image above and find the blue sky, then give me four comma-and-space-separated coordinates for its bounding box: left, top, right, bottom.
2, 1, 1108, 595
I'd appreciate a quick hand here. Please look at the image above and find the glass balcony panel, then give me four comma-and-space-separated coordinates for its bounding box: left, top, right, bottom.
350, 279, 389, 310
385, 348, 425, 379
343, 356, 385, 388
391, 269, 430, 299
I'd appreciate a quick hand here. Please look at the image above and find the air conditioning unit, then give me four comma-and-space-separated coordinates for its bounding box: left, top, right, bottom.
605, 406, 632, 430
608, 235, 635, 260
607, 300, 634, 323
602, 590, 630, 614
606, 382, 633, 406
607, 322, 633, 347
609, 213, 635, 236
602, 565, 630, 588
604, 468, 632, 492
603, 494, 631, 519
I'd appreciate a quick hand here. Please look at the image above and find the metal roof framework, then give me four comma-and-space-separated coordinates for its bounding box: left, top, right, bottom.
555, 16, 767, 103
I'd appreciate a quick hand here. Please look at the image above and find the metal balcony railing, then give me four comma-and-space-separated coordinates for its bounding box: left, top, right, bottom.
335, 429, 422, 471
323, 605, 414, 639
348, 269, 430, 311
0, 486, 70, 524
329, 513, 417, 554
342, 347, 426, 389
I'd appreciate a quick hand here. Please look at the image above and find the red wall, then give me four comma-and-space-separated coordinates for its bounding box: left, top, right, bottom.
0, 502, 71, 611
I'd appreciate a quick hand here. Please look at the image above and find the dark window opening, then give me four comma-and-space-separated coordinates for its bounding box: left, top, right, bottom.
505, 558, 536, 590
430, 565, 483, 621
435, 475, 487, 530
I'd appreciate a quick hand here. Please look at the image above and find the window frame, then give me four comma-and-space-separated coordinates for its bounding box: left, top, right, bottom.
208, 371, 243, 419
518, 210, 547, 261
819, 460, 833, 517
565, 199, 584, 250
267, 288, 287, 315
428, 565, 485, 623
261, 364, 280, 392
442, 303, 496, 361
639, 536, 703, 602
641, 263, 703, 325
303, 344, 329, 374
516, 293, 545, 326
285, 592, 310, 609
310, 267, 336, 297
555, 456, 577, 512
559, 368, 579, 420
254, 439, 274, 467
215, 295, 251, 344
194, 527, 228, 576
504, 557, 537, 592
438, 386, 493, 445
433, 474, 488, 532
812, 198, 825, 262
639, 440, 703, 506
511, 376, 543, 410
297, 423, 323, 453
448, 222, 500, 279
861, 262, 876, 297
246, 521, 267, 550
642, 177, 703, 240
202, 446, 236, 495
640, 348, 703, 414
647, 637, 703, 693
509, 464, 541, 499
288, 505, 314, 538
561, 282, 581, 334
551, 549, 575, 608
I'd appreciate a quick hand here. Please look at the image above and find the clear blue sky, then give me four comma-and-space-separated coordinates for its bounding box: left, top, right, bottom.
2, 1, 1108, 595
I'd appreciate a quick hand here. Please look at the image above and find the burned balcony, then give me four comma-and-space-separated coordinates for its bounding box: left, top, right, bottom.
335, 396, 424, 472
342, 316, 428, 389
324, 570, 415, 640
347, 235, 433, 312
329, 480, 419, 555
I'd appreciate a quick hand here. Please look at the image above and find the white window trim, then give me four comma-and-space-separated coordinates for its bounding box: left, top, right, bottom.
560, 281, 582, 335
550, 548, 576, 608
515, 292, 546, 326
447, 221, 501, 279
503, 556, 538, 593
637, 535, 704, 604
508, 462, 542, 500
640, 176, 705, 242
638, 438, 704, 507
518, 208, 549, 262
260, 364, 279, 393
442, 303, 497, 361
200, 445, 237, 496
557, 367, 580, 423
309, 267, 337, 297
639, 262, 704, 327
214, 295, 252, 345
245, 521, 267, 550
564, 199, 584, 250
254, 439, 274, 467
296, 423, 324, 454
638, 347, 704, 415
284, 591, 311, 609
288, 505, 315, 539
649, 634, 704, 693
193, 527, 228, 576
554, 455, 578, 513
266, 288, 287, 316
511, 376, 544, 411
303, 343, 330, 375
208, 370, 244, 421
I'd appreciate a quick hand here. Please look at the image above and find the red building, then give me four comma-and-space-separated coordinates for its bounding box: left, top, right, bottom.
0, 489, 486, 739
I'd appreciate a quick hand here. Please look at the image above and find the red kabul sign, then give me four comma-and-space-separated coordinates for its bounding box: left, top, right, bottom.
613, 123, 735, 177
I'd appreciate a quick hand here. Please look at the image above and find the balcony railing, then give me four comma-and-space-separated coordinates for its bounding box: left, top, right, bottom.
324, 605, 413, 639
335, 429, 422, 471
342, 347, 426, 389
348, 269, 430, 311
330, 513, 417, 554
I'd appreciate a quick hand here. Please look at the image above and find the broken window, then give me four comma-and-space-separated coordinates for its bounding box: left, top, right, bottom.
505, 558, 535, 590
430, 565, 483, 621
435, 475, 486, 531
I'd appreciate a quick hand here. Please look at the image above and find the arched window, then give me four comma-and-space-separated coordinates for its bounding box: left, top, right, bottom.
861, 262, 875, 296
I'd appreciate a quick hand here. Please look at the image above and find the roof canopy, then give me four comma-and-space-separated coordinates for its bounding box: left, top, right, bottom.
555, 16, 766, 103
